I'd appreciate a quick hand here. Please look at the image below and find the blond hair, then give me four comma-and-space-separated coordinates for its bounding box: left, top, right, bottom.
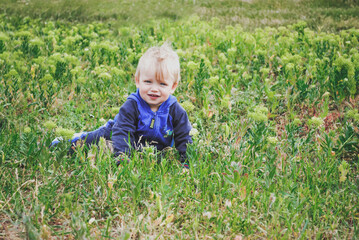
135, 42, 180, 83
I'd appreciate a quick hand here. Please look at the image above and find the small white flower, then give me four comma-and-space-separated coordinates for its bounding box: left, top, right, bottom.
203, 211, 212, 219
89, 218, 96, 224
309, 116, 324, 128
231, 161, 238, 167
267, 136, 278, 145
99, 118, 106, 124
225, 199, 232, 208
189, 128, 199, 137
322, 92, 330, 98
269, 193, 276, 208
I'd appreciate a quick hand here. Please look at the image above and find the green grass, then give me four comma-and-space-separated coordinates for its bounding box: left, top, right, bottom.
1, 0, 359, 31
0, 6, 359, 240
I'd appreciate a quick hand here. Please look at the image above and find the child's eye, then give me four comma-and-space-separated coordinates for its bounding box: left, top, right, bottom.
144, 80, 152, 83
160, 83, 167, 86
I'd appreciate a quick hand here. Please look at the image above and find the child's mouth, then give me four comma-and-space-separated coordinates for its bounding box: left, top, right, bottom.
148, 94, 160, 100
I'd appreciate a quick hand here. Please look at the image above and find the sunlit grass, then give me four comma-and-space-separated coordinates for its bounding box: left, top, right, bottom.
0, 0, 359, 31
0, 10, 358, 239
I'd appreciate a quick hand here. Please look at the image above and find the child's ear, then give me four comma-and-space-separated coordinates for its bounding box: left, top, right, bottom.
135, 75, 140, 88
170, 82, 178, 94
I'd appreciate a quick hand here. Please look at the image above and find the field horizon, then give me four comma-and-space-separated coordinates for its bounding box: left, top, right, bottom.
1, 0, 359, 32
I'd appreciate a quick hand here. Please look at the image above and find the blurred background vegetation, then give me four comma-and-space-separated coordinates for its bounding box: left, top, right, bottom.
1, 0, 359, 31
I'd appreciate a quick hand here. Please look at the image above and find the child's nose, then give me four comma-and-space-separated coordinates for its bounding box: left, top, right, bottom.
151, 83, 160, 91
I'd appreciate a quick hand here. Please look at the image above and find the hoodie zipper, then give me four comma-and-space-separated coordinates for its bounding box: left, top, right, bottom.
150, 112, 156, 129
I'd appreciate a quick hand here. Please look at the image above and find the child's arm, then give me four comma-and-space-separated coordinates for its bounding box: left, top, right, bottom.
50, 120, 113, 148
77, 120, 114, 145
111, 99, 139, 158
170, 102, 193, 166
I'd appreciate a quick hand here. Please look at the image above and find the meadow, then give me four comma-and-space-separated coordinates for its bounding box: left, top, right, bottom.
1, 0, 359, 31
0, 1, 359, 239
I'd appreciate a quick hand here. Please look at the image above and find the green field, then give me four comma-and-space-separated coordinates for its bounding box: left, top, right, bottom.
0, 1, 359, 239
1, 0, 359, 31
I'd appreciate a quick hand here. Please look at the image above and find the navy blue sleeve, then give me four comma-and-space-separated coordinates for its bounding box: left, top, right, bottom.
111, 99, 139, 157
170, 102, 193, 162
82, 122, 113, 145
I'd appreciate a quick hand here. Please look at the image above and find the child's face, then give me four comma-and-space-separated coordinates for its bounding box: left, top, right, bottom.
136, 66, 178, 112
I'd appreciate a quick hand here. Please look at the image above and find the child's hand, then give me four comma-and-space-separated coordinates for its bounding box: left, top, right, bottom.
50, 132, 88, 148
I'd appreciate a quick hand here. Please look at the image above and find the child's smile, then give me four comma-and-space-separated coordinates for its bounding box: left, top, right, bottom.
148, 93, 160, 100
136, 65, 178, 112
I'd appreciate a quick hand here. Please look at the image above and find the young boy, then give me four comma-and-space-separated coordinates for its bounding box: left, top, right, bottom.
54, 43, 192, 167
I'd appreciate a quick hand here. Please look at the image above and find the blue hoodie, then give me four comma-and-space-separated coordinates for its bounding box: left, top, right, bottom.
67, 89, 192, 162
